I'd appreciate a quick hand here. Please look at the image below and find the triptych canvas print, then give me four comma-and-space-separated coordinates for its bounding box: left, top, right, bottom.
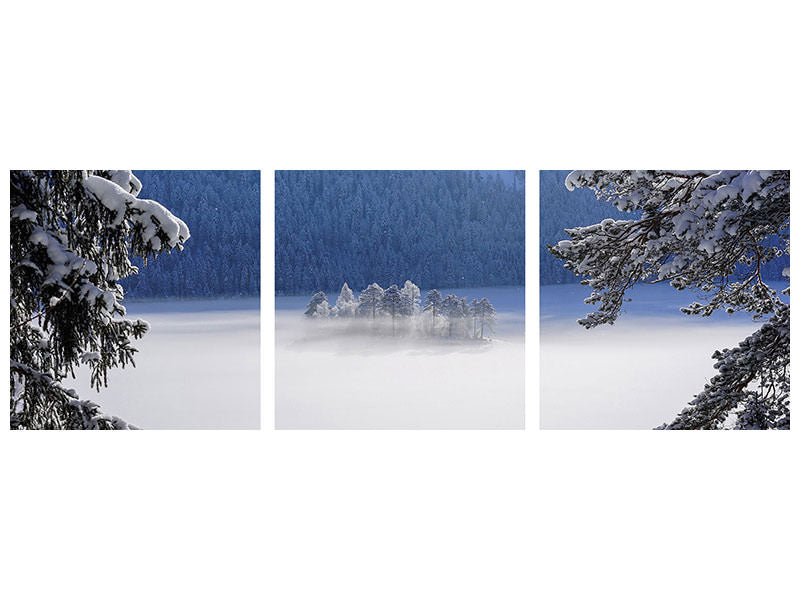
5, 7, 793, 600
8, 169, 790, 430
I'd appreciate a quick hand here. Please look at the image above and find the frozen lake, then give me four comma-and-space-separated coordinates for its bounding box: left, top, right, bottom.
540, 282, 787, 429
276, 286, 525, 429
69, 298, 260, 429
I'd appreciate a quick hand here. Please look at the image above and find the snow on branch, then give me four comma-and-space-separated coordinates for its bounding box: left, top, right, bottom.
10, 170, 190, 430
549, 170, 790, 430
658, 304, 789, 430
551, 170, 789, 327
84, 172, 190, 251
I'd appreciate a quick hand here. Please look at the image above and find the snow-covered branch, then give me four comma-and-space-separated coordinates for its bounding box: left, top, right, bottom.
551, 170, 788, 327
10, 170, 190, 430
549, 170, 790, 429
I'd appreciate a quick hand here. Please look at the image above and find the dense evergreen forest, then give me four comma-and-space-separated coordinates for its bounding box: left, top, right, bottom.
123, 170, 260, 298
540, 170, 788, 285
276, 170, 525, 295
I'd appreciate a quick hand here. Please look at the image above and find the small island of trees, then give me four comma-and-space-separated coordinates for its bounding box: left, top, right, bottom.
305, 280, 497, 340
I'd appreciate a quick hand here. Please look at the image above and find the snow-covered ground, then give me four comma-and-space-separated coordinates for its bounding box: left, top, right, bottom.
540, 282, 787, 429
69, 298, 260, 429
276, 286, 525, 429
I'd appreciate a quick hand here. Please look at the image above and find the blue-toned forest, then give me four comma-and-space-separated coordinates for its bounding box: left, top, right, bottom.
123, 170, 260, 298
275, 170, 525, 295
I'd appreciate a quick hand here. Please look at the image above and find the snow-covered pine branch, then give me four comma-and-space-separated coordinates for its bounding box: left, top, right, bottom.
657, 304, 789, 430
10, 170, 190, 429
549, 170, 789, 430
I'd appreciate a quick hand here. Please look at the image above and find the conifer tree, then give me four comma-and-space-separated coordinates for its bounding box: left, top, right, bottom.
380, 284, 403, 335
304, 291, 331, 318
442, 294, 463, 338
469, 298, 479, 337
358, 283, 384, 320
333, 282, 357, 318
400, 280, 421, 313
549, 170, 789, 429
10, 170, 190, 429
458, 297, 471, 338
422, 289, 444, 334
475, 298, 497, 340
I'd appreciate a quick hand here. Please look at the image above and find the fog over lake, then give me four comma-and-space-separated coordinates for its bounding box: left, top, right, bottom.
276, 287, 524, 429
70, 298, 260, 429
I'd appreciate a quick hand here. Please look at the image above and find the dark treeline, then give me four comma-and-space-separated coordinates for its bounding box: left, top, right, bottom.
123, 170, 260, 298
275, 170, 525, 295
540, 170, 788, 285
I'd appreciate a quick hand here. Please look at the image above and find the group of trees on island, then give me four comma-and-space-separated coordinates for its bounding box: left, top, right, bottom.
305, 281, 497, 340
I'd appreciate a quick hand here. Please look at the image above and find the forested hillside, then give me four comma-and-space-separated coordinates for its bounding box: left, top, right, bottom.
123, 170, 260, 298
276, 170, 525, 295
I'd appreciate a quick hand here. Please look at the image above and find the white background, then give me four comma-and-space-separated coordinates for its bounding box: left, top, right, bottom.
1, 1, 798, 599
